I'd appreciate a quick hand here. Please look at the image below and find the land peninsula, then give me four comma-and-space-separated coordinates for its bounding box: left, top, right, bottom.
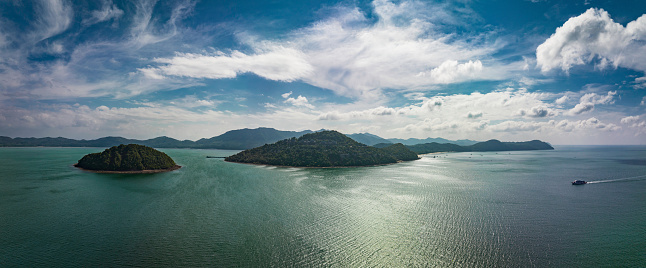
225, 130, 419, 167
75, 144, 180, 173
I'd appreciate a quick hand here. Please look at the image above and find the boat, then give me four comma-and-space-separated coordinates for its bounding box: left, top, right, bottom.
572, 180, 587, 185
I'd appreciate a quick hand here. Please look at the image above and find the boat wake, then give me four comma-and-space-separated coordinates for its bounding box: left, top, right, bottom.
587, 174, 646, 184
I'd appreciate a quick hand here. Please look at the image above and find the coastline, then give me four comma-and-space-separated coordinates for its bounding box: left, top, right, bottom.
223, 159, 413, 169
73, 164, 182, 174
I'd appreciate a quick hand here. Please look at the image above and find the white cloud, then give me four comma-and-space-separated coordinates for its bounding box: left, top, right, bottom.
281, 91, 293, 99
142, 0, 517, 99
580, 91, 616, 105
633, 76, 646, 89
621, 115, 640, 124
519, 106, 558, 118
168, 95, 219, 108
284, 95, 314, 109
536, 8, 646, 73
568, 102, 595, 115
555, 95, 569, 105
33, 0, 73, 42
487, 118, 620, 133
83, 0, 124, 26
566, 91, 616, 116
418, 60, 484, 84
142, 48, 313, 82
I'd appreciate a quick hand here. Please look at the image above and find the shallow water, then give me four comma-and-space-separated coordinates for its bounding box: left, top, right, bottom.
1, 146, 645, 267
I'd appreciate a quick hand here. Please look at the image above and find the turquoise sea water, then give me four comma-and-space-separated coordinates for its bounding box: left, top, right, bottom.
1, 146, 645, 267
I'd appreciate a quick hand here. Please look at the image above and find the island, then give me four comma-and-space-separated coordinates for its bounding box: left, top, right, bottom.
74, 144, 180, 173
399, 139, 554, 154
225, 130, 419, 167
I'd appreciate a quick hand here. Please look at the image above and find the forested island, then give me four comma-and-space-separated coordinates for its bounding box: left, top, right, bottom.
225, 131, 419, 167
75, 144, 180, 173
386, 139, 554, 154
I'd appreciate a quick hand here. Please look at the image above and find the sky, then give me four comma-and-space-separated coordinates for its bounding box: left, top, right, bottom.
0, 0, 645, 145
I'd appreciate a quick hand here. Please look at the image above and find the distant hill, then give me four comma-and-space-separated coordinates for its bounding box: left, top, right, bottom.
406, 142, 466, 153
346, 133, 392, 146
0, 128, 312, 150
379, 143, 420, 161
195, 127, 312, 149
407, 139, 554, 154
388, 137, 479, 146
0, 128, 550, 153
225, 131, 419, 167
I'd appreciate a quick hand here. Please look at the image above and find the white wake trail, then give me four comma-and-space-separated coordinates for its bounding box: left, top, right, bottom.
587, 174, 646, 184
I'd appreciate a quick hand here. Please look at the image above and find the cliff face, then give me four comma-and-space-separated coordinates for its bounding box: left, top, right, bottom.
75, 144, 177, 171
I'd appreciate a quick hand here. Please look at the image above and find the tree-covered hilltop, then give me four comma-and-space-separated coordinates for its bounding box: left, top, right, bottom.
225, 131, 419, 167
75, 144, 178, 171
406, 139, 554, 154
379, 143, 420, 161
406, 142, 467, 154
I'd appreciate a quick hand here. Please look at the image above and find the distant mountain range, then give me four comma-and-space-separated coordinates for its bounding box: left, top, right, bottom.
387, 137, 478, 146
400, 140, 554, 154
0, 127, 486, 150
0, 128, 312, 149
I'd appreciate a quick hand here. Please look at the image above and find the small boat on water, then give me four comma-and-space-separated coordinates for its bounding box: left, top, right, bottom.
572, 180, 587, 185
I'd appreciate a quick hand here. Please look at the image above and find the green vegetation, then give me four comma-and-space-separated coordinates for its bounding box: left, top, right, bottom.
407, 142, 467, 154
407, 139, 554, 154
194, 127, 313, 149
0, 128, 311, 149
380, 143, 420, 161
225, 131, 419, 167
75, 144, 178, 171
346, 133, 392, 146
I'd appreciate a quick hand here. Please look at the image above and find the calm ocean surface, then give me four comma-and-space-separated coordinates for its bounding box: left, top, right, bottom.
1, 146, 645, 267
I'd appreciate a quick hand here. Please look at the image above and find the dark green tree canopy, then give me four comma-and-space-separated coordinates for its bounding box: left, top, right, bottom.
225, 130, 419, 167
76, 144, 177, 171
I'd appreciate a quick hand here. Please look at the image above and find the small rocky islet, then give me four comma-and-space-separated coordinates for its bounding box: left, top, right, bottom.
75, 144, 180, 173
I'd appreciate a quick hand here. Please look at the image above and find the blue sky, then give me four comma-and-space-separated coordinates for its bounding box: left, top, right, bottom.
1, 0, 645, 144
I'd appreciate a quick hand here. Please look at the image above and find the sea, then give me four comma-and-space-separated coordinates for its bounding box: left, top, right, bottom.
1, 146, 644, 267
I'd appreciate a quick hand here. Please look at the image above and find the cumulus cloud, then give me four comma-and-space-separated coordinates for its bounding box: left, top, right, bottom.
467, 111, 483, 119
568, 102, 595, 115
418, 60, 484, 84
519, 106, 558, 118
555, 95, 569, 105
566, 91, 616, 116
318, 89, 556, 132
281, 91, 293, 99
621, 115, 640, 124
580, 91, 616, 105
488, 118, 620, 133
284, 95, 314, 109
536, 8, 646, 73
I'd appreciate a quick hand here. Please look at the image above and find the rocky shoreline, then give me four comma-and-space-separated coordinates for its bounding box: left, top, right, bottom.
74, 164, 181, 174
